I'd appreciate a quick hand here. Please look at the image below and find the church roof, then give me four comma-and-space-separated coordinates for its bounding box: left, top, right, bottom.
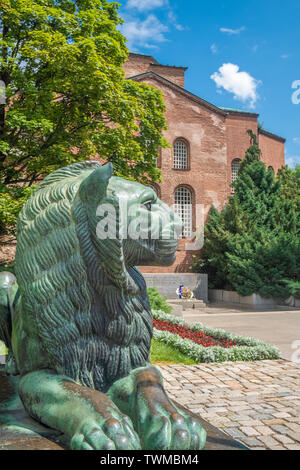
128, 71, 285, 143
220, 107, 259, 117
128, 53, 187, 69
258, 127, 286, 143
128, 70, 227, 117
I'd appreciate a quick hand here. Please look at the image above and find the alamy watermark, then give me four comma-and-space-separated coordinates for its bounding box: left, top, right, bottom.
95, 200, 206, 251
291, 80, 300, 104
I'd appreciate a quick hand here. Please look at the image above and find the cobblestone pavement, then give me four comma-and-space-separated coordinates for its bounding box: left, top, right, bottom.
159, 359, 300, 450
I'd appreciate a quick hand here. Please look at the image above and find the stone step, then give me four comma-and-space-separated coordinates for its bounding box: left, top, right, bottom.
167, 299, 207, 315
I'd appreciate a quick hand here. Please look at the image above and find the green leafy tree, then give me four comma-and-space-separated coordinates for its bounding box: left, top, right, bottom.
0, 0, 169, 234
0, 182, 35, 233
191, 130, 300, 299
0, 0, 167, 187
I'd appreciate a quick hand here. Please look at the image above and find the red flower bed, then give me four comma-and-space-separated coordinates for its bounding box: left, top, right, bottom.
153, 319, 238, 349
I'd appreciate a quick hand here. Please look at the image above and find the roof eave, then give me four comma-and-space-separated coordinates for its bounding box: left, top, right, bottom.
127, 71, 227, 117
220, 107, 259, 118
258, 128, 286, 143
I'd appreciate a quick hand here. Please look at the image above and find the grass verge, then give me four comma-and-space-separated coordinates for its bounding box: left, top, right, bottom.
150, 339, 197, 365
153, 310, 281, 363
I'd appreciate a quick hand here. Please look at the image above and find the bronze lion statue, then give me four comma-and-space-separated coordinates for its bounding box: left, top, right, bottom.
0, 161, 206, 450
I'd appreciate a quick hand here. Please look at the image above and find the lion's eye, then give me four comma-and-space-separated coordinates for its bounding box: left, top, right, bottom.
143, 202, 152, 211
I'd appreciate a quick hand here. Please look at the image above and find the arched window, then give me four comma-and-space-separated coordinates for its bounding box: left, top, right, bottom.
174, 140, 188, 170
174, 186, 193, 237
231, 158, 241, 185
268, 166, 274, 173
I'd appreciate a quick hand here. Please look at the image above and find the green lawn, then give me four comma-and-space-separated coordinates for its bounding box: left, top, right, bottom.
150, 339, 197, 365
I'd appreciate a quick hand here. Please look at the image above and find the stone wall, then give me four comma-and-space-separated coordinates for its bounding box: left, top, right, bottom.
144, 273, 208, 302
209, 289, 300, 309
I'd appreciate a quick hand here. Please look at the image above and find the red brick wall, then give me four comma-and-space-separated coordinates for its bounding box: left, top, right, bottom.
139, 76, 227, 273
258, 131, 285, 173
148, 64, 186, 88
225, 113, 258, 195
151, 77, 227, 217
123, 54, 156, 78
123, 54, 186, 88
123, 55, 285, 274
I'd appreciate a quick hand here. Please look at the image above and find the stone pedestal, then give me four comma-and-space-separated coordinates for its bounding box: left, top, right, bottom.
0, 368, 247, 450
167, 299, 206, 316
0, 368, 66, 450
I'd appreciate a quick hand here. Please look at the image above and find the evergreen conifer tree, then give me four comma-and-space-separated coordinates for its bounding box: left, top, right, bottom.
192, 130, 300, 299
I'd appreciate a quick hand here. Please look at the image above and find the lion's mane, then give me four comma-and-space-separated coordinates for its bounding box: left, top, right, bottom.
14, 162, 152, 391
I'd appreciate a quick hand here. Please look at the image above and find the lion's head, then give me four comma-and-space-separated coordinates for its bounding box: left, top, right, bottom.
13, 162, 182, 390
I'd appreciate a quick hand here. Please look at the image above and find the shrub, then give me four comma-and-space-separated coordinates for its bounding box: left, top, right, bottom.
0, 185, 36, 234
147, 287, 172, 314
191, 131, 300, 300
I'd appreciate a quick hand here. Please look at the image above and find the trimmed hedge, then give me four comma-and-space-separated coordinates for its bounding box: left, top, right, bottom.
152, 310, 281, 363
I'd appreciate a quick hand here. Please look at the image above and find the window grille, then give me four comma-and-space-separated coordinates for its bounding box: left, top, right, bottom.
174, 140, 188, 169
174, 187, 192, 237
231, 159, 241, 192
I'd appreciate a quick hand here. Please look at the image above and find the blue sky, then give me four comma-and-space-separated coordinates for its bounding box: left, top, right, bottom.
117, 0, 300, 168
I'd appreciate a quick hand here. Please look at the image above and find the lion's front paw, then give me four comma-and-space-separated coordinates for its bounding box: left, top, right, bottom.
141, 410, 206, 451
70, 416, 141, 450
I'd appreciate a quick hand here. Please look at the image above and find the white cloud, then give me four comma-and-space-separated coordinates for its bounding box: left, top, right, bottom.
210, 43, 218, 54
126, 0, 167, 11
281, 54, 290, 59
211, 63, 261, 108
286, 156, 300, 168
220, 26, 245, 35
167, 10, 185, 31
121, 14, 168, 50
293, 137, 300, 144
252, 44, 258, 52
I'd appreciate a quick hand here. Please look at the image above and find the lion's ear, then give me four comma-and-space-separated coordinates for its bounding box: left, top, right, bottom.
78, 163, 113, 203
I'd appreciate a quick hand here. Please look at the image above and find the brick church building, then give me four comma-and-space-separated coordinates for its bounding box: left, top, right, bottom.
123, 53, 286, 273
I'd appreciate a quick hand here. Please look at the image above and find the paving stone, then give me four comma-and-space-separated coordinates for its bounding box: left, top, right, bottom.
240, 426, 260, 437
272, 412, 292, 418
239, 420, 262, 427
272, 434, 294, 445
285, 444, 300, 450
269, 424, 291, 434
240, 437, 262, 447
257, 435, 282, 447
254, 425, 274, 436
287, 432, 300, 443
161, 360, 300, 451
224, 428, 247, 439
263, 418, 286, 426
267, 445, 287, 450
250, 413, 274, 420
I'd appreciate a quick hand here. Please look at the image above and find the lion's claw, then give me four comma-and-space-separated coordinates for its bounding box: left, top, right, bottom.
140, 409, 206, 451
70, 417, 141, 450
